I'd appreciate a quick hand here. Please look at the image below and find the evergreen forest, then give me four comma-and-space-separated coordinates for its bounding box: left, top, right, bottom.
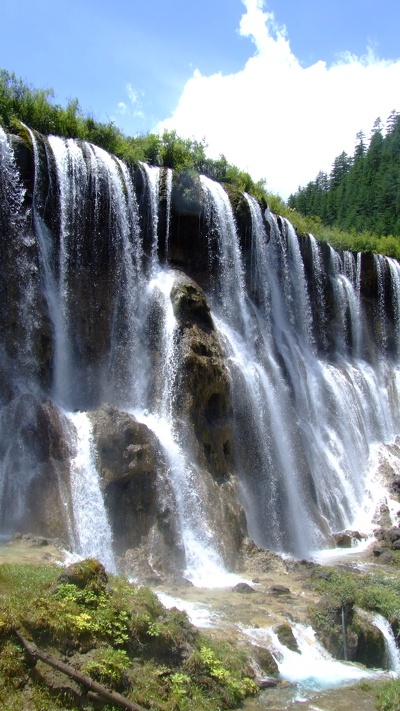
288, 113, 400, 255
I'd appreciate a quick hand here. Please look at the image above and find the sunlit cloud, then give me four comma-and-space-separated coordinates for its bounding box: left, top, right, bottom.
157, 0, 400, 199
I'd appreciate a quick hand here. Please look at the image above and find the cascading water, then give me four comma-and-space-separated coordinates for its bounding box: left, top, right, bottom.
243, 623, 376, 695
2, 126, 400, 574
165, 167, 173, 256
371, 613, 400, 673
214, 194, 400, 556
67, 411, 116, 572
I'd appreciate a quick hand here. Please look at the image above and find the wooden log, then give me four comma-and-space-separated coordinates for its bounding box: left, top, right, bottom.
14, 629, 147, 711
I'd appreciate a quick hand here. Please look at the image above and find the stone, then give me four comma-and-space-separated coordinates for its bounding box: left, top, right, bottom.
248, 645, 279, 677
232, 582, 255, 594
90, 403, 158, 486
0, 394, 73, 542
275, 623, 299, 652
90, 404, 182, 564
353, 613, 387, 669
333, 530, 365, 548
268, 585, 291, 596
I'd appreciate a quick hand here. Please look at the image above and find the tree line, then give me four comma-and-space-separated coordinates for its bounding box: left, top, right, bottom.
288, 113, 400, 251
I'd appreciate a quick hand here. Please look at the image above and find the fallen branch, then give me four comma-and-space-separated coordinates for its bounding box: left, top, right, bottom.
14, 629, 147, 711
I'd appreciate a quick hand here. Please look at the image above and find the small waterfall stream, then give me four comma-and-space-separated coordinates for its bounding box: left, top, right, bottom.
371, 613, 400, 673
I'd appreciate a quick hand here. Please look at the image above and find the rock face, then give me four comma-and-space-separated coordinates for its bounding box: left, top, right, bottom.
170, 273, 248, 568
0, 394, 72, 541
171, 273, 233, 482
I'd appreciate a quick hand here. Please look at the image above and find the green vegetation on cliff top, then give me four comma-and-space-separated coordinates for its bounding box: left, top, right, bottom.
1, 69, 400, 258
0, 558, 257, 710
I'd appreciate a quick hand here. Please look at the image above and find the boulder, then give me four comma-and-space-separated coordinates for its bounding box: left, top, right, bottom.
232, 582, 255, 594
90, 403, 158, 486
333, 530, 364, 548
353, 612, 387, 669
248, 645, 279, 677
275, 623, 299, 652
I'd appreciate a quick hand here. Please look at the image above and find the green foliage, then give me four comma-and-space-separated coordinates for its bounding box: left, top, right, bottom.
0, 68, 276, 208
311, 568, 400, 629
0, 560, 257, 710
83, 647, 130, 688
289, 112, 400, 250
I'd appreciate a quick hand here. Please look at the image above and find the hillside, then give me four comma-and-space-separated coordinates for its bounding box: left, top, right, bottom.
288, 113, 400, 256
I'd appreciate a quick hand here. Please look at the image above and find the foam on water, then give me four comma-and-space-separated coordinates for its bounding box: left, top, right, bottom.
243, 623, 381, 692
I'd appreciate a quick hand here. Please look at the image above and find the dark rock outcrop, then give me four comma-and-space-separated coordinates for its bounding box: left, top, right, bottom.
0, 394, 72, 541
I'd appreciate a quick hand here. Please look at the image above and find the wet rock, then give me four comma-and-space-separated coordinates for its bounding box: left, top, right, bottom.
275, 623, 299, 652
90, 403, 159, 486
171, 273, 234, 482
372, 546, 390, 558
240, 538, 290, 575
249, 645, 279, 677
353, 612, 387, 669
333, 530, 364, 548
385, 527, 400, 543
256, 677, 278, 688
0, 394, 72, 542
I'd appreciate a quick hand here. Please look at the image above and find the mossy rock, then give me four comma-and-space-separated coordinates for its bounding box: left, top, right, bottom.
55, 558, 108, 592
353, 613, 387, 668
249, 645, 279, 676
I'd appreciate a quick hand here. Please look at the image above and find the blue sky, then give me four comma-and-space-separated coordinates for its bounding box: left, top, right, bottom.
1, 0, 400, 197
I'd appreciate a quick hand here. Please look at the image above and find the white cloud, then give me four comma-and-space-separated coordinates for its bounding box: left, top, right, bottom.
116, 84, 145, 121
157, 0, 400, 199
117, 101, 128, 115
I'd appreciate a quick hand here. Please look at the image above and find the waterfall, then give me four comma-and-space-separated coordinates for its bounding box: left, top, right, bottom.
140, 162, 161, 267
219, 194, 400, 556
371, 613, 400, 673
375, 254, 388, 354
67, 411, 116, 572
2, 128, 400, 573
134, 269, 238, 586
243, 624, 374, 690
165, 167, 173, 256
200, 175, 248, 335
388, 257, 400, 358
